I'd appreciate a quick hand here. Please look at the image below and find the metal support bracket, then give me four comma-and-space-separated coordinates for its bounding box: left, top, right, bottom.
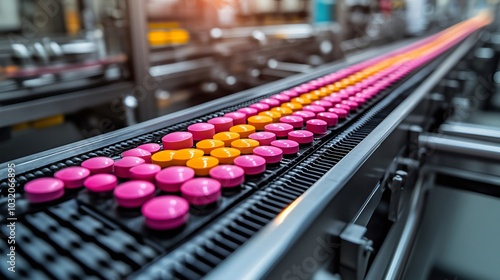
339, 224, 374, 280
388, 170, 408, 222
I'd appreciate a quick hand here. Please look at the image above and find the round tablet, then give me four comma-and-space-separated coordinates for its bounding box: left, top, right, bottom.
249, 103, 270, 112
151, 150, 177, 168
260, 98, 281, 107
237, 107, 258, 117
137, 143, 161, 154
172, 149, 204, 165
224, 112, 247, 125
210, 147, 241, 164
186, 156, 219, 176
312, 100, 334, 109
181, 178, 222, 206
196, 139, 225, 154
324, 96, 342, 105
122, 148, 152, 163
209, 165, 245, 188
234, 155, 266, 175
188, 123, 216, 141
292, 111, 316, 122
129, 164, 161, 182
229, 125, 256, 138
335, 103, 352, 112
271, 107, 293, 116
114, 181, 155, 208
249, 131, 276, 145
271, 140, 299, 155
84, 174, 118, 193
291, 97, 311, 105
231, 139, 260, 154
253, 146, 283, 164
81, 157, 114, 174
213, 131, 240, 146
281, 89, 300, 97
54, 166, 90, 189
156, 166, 195, 192
24, 178, 64, 203
265, 123, 294, 137
271, 94, 291, 102
328, 108, 348, 118
306, 119, 328, 134
258, 111, 281, 123
162, 132, 193, 150
341, 100, 359, 111
279, 116, 303, 129
247, 116, 273, 131
142, 196, 189, 230
317, 112, 339, 126
303, 105, 326, 114
207, 117, 234, 133
288, 130, 314, 144
301, 93, 320, 101
114, 156, 146, 178
281, 102, 303, 111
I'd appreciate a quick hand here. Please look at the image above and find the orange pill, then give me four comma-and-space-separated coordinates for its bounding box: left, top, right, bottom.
247, 116, 273, 130
172, 148, 204, 165
186, 156, 219, 176
213, 132, 240, 146
258, 111, 281, 123
151, 150, 177, 168
231, 139, 260, 154
229, 125, 256, 138
301, 93, 319, 101
281, 102, 303, 111
210, 147, 241, 164
271, 107, 293, 116
196, 139, 225, 154
291, 97, 311, 105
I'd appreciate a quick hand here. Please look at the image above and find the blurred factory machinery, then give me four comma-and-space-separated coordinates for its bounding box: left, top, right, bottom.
0, 0, 470, 161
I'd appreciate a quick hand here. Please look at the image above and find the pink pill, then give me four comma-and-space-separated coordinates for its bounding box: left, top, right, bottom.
209, 165, 245, 188
155, 166, 195, 192
253, 146, 283, 164
264, 123, 294, 138
122, 148, 152, 163
24, 178, 64, 203
279, 116, 303, 129
350, 96, 367, 104
323, 96, 342, 105
114, 156, 145, 178
54, 166, 90, 189
208, 117, 234, 133
137, 143, 161, 154
84, 174, 117, 193
341, 100, 359, 111
271, 94, 291, 102
142, 196, 189, 230
81, 157, 114, 174
237, 107, 258, 117
335, 103, 351, 112
317, 112, 339, 126
234, 155, 266, 175
312, 100, 333, 109
288, 130, 314, 144
114, 181, 155, 208
329, 108, 348, 118
129, 164, 161, 182
303, 105, 326, 114
281, 90, 299, 97
293, 85, 308, 94
181, 178, 222, 206
249, 103, 270, 112
271, 140, 299, 155
306, 119, 328, 134
224, 112, 247, 125
188, 123, 216, 141
292, 111, 316, 122
162, 132, 194, 150
260, 98, 281, 107
337, 92, 350, 100
249, 131, 276, 146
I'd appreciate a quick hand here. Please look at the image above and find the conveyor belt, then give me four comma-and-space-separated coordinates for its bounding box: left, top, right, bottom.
0, 14, 491, 280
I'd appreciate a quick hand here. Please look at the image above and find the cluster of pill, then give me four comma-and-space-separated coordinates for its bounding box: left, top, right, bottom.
23, 15, 490, 231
